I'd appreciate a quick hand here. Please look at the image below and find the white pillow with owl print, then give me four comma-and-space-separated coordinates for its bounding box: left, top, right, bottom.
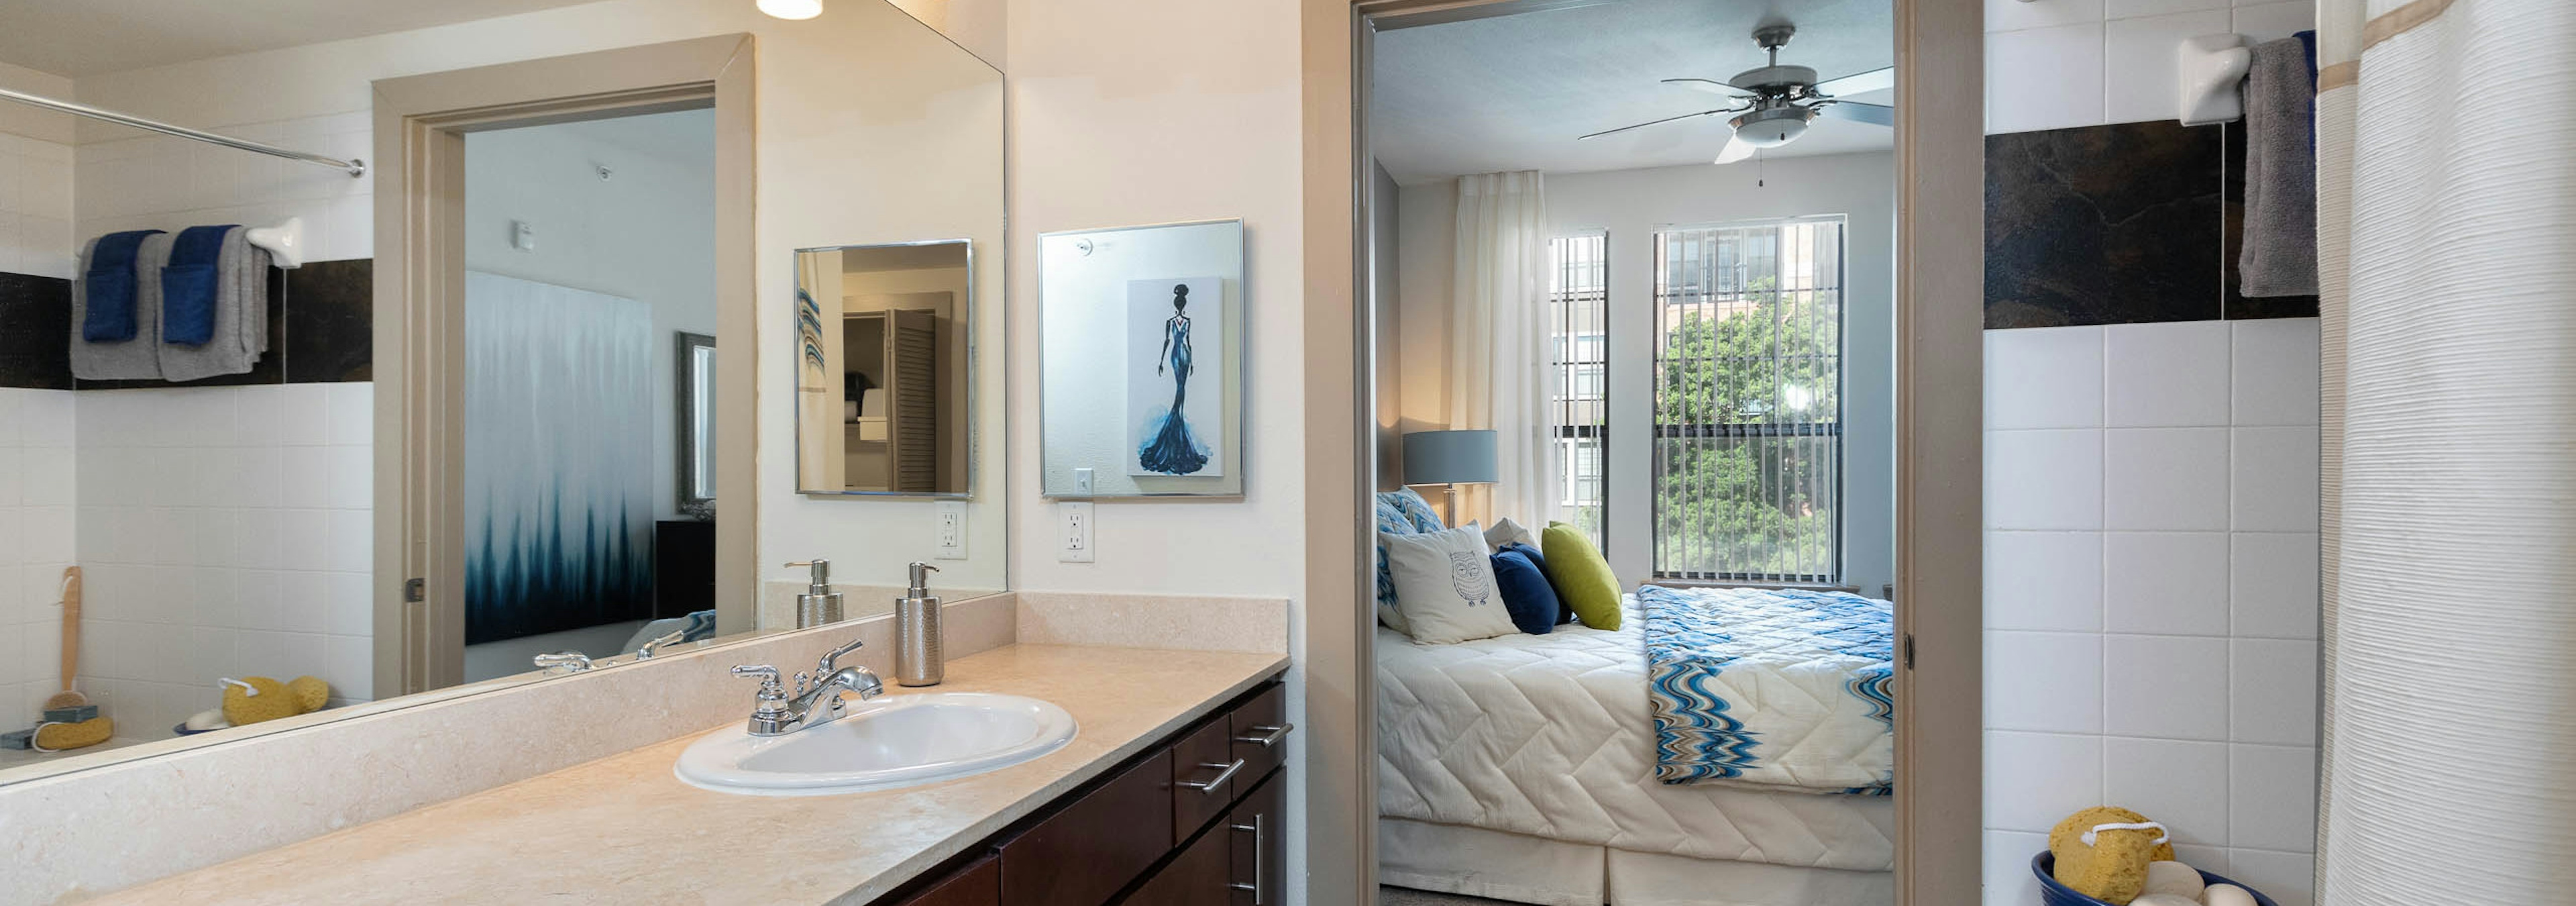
1379, 524, 1519, 645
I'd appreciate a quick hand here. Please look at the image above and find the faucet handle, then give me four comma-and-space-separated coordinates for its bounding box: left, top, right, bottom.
533, 651, 593, 673
818, 637, 865, 677
730, 664, 788, 704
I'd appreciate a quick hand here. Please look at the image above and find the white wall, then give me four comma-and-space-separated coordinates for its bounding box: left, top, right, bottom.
1000, 0, 1307, 900
1393, 153, 1898, 595
1980, 5, 2322, 903
0, 60, 75, 280
1986, 0, 2316, 135
62, 0, 1011, 599
1981, 319, 2320, 906
0, 389, 77, 733
463, 110, 718, 523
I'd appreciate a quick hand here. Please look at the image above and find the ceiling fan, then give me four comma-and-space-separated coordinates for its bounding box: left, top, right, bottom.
1578, 22, 1894, 164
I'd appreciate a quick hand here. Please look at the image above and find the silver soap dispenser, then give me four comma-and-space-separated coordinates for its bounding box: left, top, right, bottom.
896, 562, 943, 687
786, 560, 843, 628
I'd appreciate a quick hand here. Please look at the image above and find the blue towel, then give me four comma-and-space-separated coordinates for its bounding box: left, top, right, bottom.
160, 225, 238, 346
80, 230, 166, 342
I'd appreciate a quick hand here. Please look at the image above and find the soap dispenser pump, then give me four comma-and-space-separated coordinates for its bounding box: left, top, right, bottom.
786, 560, 843, 628
896, 562, 943, 687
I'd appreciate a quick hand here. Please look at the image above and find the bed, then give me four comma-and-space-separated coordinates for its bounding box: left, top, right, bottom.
1376, 589, 1895, 906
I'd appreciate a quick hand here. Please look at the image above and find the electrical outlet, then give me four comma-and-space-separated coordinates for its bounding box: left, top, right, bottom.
1074, 467, 1094, 495
934, 501, 967, 560
1058, 502, 1095, 562
509, 219, 535, 252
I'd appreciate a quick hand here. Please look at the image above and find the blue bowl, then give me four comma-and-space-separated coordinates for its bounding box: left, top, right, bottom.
2033, 852, 2277, 906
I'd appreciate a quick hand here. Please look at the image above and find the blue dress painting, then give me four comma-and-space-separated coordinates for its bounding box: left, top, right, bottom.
1136, 282, 1212, 475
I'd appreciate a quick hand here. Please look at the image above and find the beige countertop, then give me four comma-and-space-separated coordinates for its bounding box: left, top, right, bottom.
86, 644, 1289, 906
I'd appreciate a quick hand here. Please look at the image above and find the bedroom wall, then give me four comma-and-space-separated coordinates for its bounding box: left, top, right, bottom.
1391, 152, 1898, 597
1981, 3, 2322, 905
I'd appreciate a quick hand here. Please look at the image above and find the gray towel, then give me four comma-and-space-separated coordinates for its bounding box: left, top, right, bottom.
157, 226, 271, 382
68, 232, 173, 381
2239, 34, 2319, 297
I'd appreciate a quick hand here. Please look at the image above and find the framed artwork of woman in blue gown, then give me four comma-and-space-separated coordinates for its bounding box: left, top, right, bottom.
1038, 219, 1245, 498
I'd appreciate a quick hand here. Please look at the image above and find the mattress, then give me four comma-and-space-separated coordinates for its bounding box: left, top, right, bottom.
1376, 599, 1894, 871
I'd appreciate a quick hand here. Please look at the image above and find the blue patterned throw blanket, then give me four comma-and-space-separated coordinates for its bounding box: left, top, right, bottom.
1640, 585, 1895, 795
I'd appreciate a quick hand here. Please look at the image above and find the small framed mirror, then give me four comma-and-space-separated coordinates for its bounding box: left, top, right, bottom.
794, 240, 975, 496
674, 331, 716, 518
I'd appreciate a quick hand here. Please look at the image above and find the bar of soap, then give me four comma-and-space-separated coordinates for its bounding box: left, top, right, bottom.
43, 704, 99, 723
0, 728, 32, 750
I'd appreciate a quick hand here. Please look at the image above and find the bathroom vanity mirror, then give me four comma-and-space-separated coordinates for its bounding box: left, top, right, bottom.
794, 241, 975, 497
0, 0, 1008, 788
1038, 219, 1248, 497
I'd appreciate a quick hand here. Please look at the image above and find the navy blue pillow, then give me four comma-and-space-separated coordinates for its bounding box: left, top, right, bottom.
1502, 542, 1577, 625
1489, 548, 1560, 635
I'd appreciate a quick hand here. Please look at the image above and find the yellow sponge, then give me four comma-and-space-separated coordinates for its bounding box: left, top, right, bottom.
222, 676, 301, 725
286, 676, 331, 713
2050, 806, 2174, 905
34, 716, 113, 751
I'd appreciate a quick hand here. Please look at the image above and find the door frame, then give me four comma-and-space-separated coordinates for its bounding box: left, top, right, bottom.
1297, 1, 1985, 902
370, 34, 758, 697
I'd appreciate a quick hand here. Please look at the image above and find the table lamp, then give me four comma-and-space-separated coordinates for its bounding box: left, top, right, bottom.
1401, 429, 1498, 526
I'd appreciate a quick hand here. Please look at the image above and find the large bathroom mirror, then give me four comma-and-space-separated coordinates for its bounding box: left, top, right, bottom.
794, 241, 974, 496
0, 0, 1006, 787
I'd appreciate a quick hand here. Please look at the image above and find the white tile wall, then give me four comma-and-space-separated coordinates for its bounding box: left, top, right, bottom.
0, 132, 75, 279
1983, 319, 2320, 906
0, 389, 77, 733
68, 383, 374, 741
1986, 0, 2318, 134
73, 111, 372, 263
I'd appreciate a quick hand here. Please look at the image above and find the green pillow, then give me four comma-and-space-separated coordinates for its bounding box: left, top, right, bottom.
1541, 521, 1621, 630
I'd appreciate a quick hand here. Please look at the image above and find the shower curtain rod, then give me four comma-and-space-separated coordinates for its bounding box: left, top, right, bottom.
0, 86, 364, 177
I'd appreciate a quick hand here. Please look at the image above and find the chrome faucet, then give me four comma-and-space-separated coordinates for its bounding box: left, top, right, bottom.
730, 638, 883, 736
633, 628, 687, 660
533, 651, 593, 673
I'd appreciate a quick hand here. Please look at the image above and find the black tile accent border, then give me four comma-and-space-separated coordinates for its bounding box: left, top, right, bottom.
1986, 121, 2225, 329
0, 272, 74, 390
0, 258, 372, 390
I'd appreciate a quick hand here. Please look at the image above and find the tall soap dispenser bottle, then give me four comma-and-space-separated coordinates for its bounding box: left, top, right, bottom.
787, 560, 843, 628
896, 562, 944, 687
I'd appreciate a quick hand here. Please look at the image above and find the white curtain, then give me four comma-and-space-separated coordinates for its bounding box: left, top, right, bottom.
2316, 1, 2576, 901
1447, 170, 1556, 527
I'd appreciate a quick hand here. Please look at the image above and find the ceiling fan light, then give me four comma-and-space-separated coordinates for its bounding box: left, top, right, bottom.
1729, 106, 1813, 148
757, 0, 823, 19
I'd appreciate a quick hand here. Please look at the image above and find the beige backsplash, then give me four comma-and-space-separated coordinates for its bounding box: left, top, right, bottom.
1016, 590, 1289, 654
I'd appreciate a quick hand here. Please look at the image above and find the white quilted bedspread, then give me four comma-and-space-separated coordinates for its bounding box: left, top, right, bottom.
1376, 600, 1894, 870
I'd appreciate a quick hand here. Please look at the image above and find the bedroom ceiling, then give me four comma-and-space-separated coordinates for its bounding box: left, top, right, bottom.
0, 0, 602, 77
1370, 0, 1896, 185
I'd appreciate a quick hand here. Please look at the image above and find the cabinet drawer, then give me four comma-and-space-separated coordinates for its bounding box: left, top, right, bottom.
1120, 821, 1232, 906
1000, 748, 1175, 906
1169, 716, 1238, 844
893, 854, 999, 906
1227, 771, 1283, 906
1227, 684, 1289, 782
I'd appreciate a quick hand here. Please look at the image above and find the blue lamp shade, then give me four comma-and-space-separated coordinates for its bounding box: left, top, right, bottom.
1401, 430, 1499, 487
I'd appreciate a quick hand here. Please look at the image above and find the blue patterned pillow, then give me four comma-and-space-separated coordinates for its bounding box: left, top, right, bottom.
1385, 487, 1446, 533
1373, 489, 1447, 627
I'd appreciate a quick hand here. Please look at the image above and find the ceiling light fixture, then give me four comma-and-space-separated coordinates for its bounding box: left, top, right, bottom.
757, 0, 823, 20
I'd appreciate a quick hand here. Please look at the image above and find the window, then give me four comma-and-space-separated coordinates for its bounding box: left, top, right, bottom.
1548, 232, 1608, 545
1651, 217, 1844, 583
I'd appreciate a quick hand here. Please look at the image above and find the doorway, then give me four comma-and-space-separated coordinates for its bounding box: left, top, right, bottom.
370, 36, 756, 697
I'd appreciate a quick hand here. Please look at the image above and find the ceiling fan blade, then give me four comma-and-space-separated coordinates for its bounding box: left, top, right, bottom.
1578, 106, 1741, 141
1662, 77, 1756, 98
1713, 136, 1756, 165
1819, 100, 1895, 127
1813, 66, 1895, 97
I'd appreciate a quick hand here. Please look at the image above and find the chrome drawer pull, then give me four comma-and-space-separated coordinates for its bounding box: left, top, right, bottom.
1178, 758, 1246, 793
1230, 811, 1267, 904
1232, 723, 1293, 748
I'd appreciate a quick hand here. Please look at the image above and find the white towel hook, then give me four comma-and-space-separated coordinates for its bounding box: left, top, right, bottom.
2178, 34, 2252, 125
244, 216, 307, 270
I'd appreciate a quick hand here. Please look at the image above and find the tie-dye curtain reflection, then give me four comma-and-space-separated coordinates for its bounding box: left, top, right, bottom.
464, 271, 655, 644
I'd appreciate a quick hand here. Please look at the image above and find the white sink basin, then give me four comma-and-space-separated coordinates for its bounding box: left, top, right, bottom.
674, 692, 1077, 796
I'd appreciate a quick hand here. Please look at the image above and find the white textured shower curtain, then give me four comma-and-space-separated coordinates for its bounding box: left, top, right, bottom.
1447, 170, 1556, 527
2315, 1, 2576, 901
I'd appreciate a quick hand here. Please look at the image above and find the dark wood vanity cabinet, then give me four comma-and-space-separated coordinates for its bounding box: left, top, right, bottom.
881, 676, 1289, 906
